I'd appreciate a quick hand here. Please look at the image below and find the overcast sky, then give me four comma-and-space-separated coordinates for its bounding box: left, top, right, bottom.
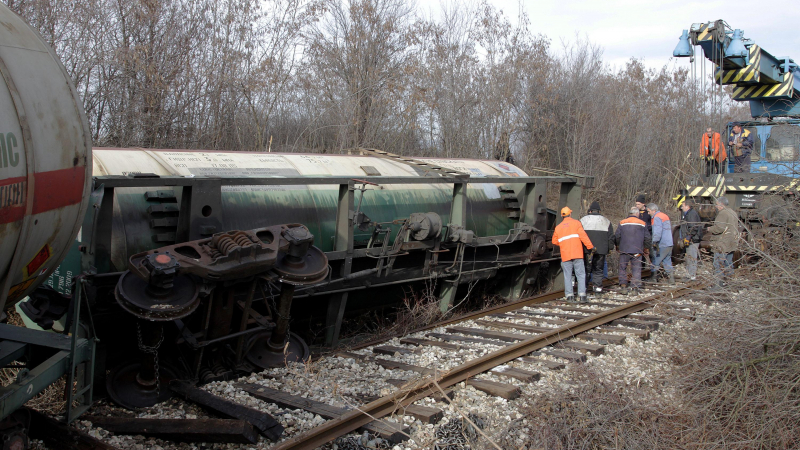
431, 0, 800, 71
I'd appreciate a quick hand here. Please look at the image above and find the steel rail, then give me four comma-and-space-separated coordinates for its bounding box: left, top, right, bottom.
273, 281, 703, 450
346, 274, 650, 352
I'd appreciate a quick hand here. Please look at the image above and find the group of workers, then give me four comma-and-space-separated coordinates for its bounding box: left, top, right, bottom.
701, 122, 753, 175
552, 195, 738, 301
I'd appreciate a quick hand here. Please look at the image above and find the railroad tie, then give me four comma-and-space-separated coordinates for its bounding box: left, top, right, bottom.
399, 337, 461, 350
474, 319, 553, 334
169, 380, 284, 441
611, 318, 660, 330
83, 416, 259, 444
576, 332, 626, 345
426, 332, 509, 347
336, 351, 438, 376
372, 345, 415, 356
489, 366, 541, 383
558, 340, 605, 356
531, 349, 587, 363
517, 356, 565, 370
236, 383, 410, 443
444, 326, 528, 342
466, 379, 521, 400
597, 325, 650, 340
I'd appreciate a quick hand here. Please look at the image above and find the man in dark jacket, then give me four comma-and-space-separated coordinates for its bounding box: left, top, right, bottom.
615, 207, 652, 296
679, 199, 702, 280
635, 195, 652, 234
708, 197, 739, 288
580, 201, 614, 294
728, 123, 754, 173
635, 194, 652, 269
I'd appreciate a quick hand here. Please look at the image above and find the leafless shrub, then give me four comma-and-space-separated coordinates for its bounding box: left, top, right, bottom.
505, 198, 800, 449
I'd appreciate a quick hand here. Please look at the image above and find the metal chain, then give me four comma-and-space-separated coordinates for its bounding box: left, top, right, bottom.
267, 282, 290, 340
136, 323, 164, 393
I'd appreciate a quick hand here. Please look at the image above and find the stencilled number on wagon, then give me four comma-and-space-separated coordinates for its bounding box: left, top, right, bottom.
0, 132, 20, 169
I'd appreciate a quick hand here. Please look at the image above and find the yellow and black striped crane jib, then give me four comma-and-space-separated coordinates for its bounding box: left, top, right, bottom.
732, 72, 795, 100
715, 45, 761, 84
683, 179, 800, 196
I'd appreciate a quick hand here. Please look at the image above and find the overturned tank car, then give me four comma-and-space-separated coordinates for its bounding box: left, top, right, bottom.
17, 148, 592, 408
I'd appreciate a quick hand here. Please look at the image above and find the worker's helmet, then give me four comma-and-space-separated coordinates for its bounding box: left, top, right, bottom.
560, 206, 572, 217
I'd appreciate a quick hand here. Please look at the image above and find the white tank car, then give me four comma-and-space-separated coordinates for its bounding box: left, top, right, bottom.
0, 4, 93, 311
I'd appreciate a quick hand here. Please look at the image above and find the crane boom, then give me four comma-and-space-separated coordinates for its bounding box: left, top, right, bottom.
674, 20, 800, 118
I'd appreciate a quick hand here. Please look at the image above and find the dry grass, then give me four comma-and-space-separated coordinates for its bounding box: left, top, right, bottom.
0, 310, 67, 415
503, 197, 800, 450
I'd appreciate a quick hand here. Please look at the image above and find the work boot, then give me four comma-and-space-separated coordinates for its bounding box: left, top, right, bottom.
631, 287, 640, 296
619, 285, 628, 296
579, 294, 588, 303
646, 273, 658, 283
565, 295, 575, 303
668, 273, 675, 284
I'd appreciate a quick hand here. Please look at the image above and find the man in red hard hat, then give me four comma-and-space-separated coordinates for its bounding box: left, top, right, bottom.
552, 206, 594, 302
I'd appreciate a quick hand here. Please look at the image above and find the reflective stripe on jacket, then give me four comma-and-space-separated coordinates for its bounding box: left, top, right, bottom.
552, 216, 594, 261
651, 211, 673, 247
615, 215, 651, 254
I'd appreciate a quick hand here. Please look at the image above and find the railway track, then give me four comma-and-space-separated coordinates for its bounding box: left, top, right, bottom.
51, 278, 708, 450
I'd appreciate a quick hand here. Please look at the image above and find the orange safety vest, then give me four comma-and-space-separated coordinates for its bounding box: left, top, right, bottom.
700, 132, 727, 162
651, 211, 670, 225
552, 216, 594, 261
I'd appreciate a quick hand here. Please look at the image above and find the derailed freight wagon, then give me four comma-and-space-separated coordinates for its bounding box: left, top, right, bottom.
0, 3, 594, 430
24, 148, 591, 409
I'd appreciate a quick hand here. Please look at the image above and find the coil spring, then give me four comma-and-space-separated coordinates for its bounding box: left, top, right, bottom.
216, 235, 240, 255
212, 363, 227, 376
233, 233, 252, 247
199, 368, 215, 383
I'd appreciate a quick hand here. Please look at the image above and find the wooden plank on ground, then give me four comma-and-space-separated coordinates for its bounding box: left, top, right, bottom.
490, 366, 541, 382
517, 356, 565, 370
84, 417, 258, 444
398, 404, 444, 424
445, 326, 528, 342
372, 345, 413, 356
400, 337, 461, 350
26, 407, 121, 450
170, 381, 283, 441
426, 332, 508, 347
598, 325, 650, 340
236, 383, 408, 443
559, 340, 605, 356
611, 318, 660, 330
532, 349, 587, 363
466, 379, 520, 400
577, 332, 626, 345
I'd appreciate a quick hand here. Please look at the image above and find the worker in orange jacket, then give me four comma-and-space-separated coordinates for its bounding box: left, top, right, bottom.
552, 206, 594, 302
700, 127, 727, 176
